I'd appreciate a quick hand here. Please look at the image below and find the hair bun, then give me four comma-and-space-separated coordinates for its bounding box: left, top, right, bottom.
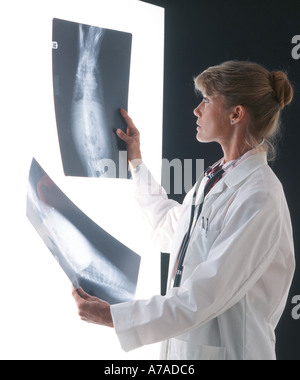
269, 71, 293, 109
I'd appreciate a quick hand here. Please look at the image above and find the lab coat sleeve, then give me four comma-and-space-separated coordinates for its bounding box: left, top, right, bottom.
130, 162, 183, 252
111, 189, 289, 352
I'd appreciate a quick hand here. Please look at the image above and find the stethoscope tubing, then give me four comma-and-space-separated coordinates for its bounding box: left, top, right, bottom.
173, 156, 242, 287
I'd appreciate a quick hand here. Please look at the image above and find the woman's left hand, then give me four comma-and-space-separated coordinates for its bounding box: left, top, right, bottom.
72, 286, 114, 328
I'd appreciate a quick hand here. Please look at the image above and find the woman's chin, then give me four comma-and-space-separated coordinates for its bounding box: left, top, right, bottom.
196, 133, 207, 143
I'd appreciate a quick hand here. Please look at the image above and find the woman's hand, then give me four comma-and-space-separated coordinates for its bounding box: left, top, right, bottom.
117, 108, 142, 169
72, 286, 114, 328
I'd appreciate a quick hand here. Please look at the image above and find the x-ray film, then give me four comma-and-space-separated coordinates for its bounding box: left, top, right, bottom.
52, 18, 132, 178
26, 158, 140, 304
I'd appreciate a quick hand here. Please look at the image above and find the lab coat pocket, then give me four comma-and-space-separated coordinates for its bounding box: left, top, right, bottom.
168, 339, 226, 360
184, 228, 220, 267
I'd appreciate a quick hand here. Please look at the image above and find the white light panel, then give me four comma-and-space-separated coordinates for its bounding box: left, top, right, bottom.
0, 0, 164, 360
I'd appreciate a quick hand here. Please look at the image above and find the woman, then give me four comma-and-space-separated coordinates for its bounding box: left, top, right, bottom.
72, 61, 295, 360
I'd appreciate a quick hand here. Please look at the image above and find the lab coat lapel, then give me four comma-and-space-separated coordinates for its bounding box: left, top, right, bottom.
205, 179, 227, 199
207, 151, 267, 196
224, 151, 267, 189
206, 151, 268, 199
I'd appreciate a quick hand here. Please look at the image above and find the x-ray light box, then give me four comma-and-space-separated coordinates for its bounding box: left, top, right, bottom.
0, 0, 164, 360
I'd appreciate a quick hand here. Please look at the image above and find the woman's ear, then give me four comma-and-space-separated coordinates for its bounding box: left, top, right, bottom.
230, 105, 246, 125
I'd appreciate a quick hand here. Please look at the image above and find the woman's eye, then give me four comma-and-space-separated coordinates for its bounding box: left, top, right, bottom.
203, 97, 209, 103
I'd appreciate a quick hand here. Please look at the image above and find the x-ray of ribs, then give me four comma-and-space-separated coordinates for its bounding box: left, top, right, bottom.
71, 25, 113, 177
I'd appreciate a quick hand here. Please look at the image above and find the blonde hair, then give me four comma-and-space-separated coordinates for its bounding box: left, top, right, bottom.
194, 61, 294, 159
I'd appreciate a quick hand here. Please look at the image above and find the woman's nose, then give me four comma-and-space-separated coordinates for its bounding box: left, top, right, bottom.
194, 105, 201, 117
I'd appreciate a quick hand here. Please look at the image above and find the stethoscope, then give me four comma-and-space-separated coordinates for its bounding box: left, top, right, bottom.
173, 140, 265, 287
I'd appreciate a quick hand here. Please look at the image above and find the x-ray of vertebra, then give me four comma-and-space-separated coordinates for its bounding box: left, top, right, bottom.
52, 18, 132, 178
26, 158, 140, 304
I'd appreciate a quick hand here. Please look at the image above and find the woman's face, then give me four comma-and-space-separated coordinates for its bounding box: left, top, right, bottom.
194, 95, 232, 144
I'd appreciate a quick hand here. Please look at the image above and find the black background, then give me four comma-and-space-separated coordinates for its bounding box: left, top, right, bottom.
140, 0, 300, 360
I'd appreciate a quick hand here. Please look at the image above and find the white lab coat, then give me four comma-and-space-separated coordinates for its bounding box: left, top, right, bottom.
111, 151, 295, 360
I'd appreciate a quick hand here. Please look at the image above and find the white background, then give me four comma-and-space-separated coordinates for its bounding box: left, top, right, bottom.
0, 0, 164, 360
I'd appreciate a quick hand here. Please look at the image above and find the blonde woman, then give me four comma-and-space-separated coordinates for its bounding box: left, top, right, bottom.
73, 61, 295, 360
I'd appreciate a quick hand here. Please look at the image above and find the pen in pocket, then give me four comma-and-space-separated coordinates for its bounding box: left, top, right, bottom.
201, 216, 209, 237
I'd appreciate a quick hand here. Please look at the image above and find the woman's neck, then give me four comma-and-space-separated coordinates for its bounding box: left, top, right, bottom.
222, 144, 252, 164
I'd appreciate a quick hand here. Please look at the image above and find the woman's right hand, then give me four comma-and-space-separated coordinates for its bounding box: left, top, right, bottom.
117, 108, 142, 168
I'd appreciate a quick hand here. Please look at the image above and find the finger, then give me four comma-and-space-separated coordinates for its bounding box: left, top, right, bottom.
78, 288, 103, 304
77, 287, 96, 301
120, 107, 130, 120
72, 286, 88, 300
120, 108, 138, 131
116, 128, 131, 143
72, 286, 82, 303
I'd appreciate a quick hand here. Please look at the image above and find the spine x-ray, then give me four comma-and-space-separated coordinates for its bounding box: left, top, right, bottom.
52, 18, 132, 178
26, 158, 140, 304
